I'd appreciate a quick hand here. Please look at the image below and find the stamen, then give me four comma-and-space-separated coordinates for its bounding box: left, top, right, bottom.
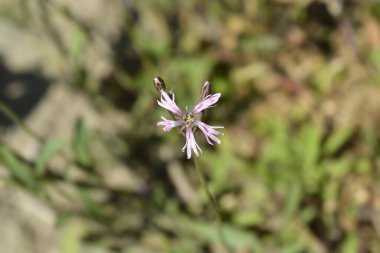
184, 113, 195, 125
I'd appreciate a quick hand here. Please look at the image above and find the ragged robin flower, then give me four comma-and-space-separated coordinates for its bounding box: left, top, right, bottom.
155, 78, 224, 159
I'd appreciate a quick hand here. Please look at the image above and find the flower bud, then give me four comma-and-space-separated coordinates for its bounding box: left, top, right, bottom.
200, 81, 211, 100
199, 81, 211, 121
153, 76, 166, 93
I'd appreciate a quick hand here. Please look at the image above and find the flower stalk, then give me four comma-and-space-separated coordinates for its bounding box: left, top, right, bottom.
193, 157, 232, 253
154, 77, 231, 252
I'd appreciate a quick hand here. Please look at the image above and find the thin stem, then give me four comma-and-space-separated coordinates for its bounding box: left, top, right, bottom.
193, 157, 233, 253
0, 101, 73, 168
0, 100, 141, 197
0, 101, 43, 142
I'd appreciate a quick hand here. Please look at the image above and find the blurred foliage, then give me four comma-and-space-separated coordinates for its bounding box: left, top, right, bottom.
1, 0, 380, 253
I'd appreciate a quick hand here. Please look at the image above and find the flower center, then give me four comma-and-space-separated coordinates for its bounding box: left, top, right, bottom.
184, 112, 195, 126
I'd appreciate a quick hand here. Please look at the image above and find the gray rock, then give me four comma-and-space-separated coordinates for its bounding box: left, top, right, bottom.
0, 181, 58, 253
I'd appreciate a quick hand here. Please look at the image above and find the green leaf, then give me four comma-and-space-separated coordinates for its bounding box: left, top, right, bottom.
59, 219, 86, 253
294, 124, 323, 192
323, 127, 354, 156
280, 241, 306, 253
323, 158, 352, 178
72, 118, 93, 167
0, 146, 35, 189
339, 233, 359, 253
283, 183, 302, 218
369, 47, 380, 70
181, 218, 263, 252
302, 124, 322, 171
35, 139, 62, 176
68, 26, 87, 66
233, 210, 264, 226
79, 189, 108, 221
355, 158, 371, 173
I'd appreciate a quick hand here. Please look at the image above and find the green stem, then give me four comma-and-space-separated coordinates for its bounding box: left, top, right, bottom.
193, 157, 232, 253
0, 101, 43, 142
0, 101, 71, 166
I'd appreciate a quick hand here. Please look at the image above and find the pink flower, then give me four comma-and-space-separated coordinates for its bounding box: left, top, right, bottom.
157, 84, 224, 159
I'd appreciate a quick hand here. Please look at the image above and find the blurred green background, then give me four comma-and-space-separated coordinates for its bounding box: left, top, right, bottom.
1, 0, 380, 252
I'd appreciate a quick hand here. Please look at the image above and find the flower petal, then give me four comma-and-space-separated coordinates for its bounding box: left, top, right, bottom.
157, 117, 184, 132
183, 127, 202, 159
191, 93, 221, 115
157, 90, 184, 116
195, 121, 224, 145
